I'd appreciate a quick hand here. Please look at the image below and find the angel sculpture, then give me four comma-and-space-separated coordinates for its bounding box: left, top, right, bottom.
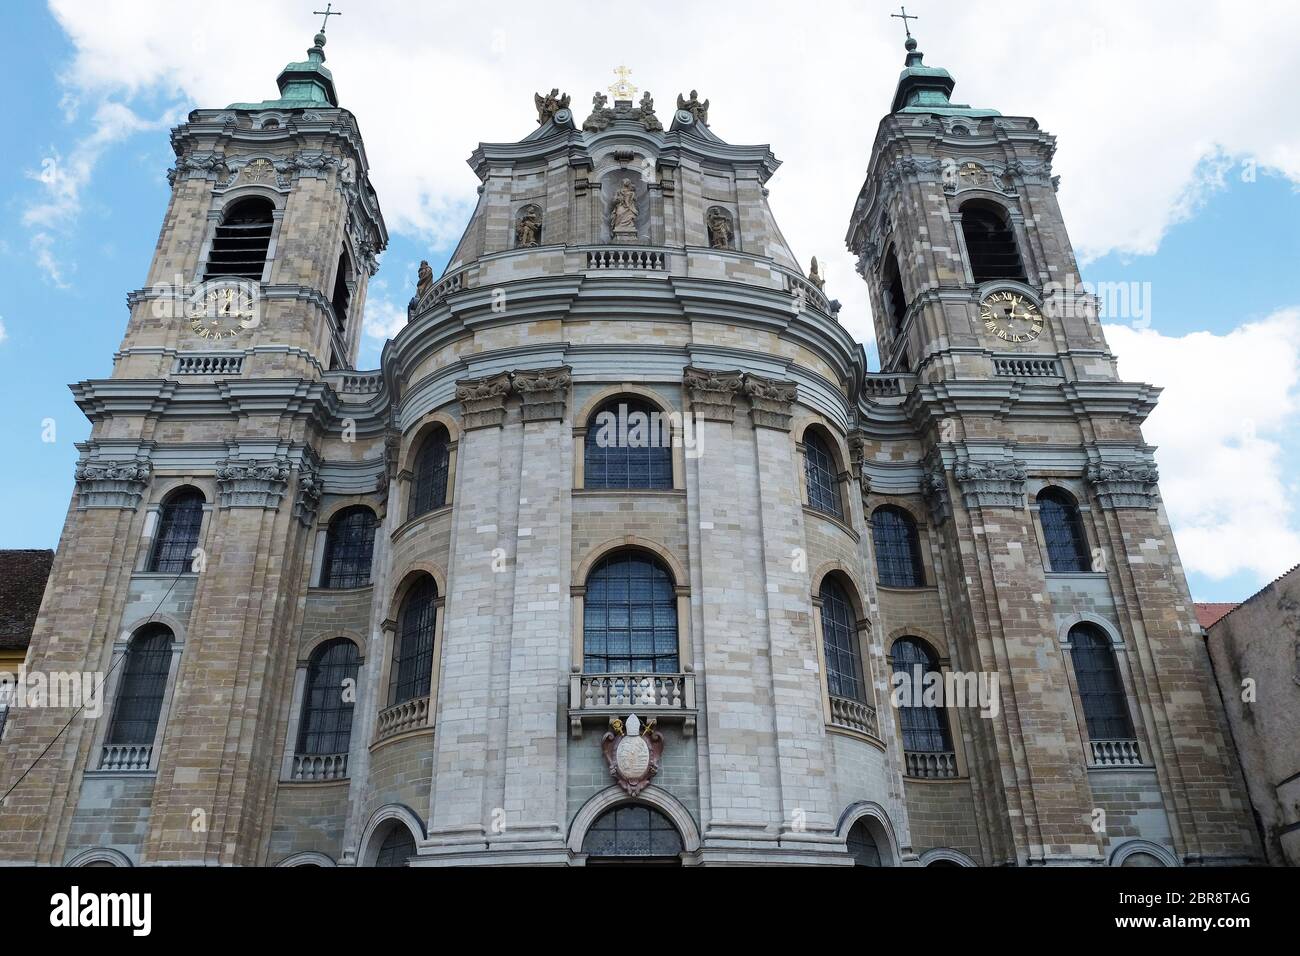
534, 88, 570, 124
676, 90, 709, 125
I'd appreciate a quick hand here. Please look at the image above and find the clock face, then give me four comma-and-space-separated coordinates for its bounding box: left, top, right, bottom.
980, 290, 1043, 343
187, 282, 259, 340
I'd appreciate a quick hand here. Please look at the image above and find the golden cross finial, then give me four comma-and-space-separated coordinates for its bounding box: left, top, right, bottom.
608, 65, 638, 101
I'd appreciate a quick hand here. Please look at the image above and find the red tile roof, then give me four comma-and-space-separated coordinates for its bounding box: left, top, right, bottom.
1194, 603, 1240, 629
0, 549, 54, 651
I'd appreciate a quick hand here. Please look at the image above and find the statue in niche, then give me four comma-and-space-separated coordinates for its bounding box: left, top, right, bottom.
534, 88, 570, 124
808, 256, 825, 290
676, 90, 709, 125
610, 178, 639, 237
515, 205, 542, 247
706, 207, 734, 249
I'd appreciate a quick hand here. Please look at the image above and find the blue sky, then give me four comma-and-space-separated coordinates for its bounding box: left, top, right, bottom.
2, 1, 1298, 604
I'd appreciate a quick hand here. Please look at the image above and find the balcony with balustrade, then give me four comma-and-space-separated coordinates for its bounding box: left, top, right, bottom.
568, 671, 696, 738
97, 744, 153, 773
1088, 738, 1145, 768
904, 750, 959, 780
828, 694, 880, 740
374, 694, 431, 745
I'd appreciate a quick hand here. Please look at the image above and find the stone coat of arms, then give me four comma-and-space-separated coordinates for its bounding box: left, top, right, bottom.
602, 713, 663, 796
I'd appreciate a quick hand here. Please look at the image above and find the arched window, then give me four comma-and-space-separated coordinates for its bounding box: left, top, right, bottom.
961, 202, 1026, 282
871, 506, 924, 588
803, 431, 843, 519
331, 249, 351, 332
584, 396, 673, 490
882, 246, 908, 335
1069, 624, 1134, 741
321, 507, 376, 588
892, 637, 952, 754
147, 488, 205, 574
389, 577, 437, 706
204, 196, 274, 281
374, 825, 416, 867
820, 577, 864, 703
582, 804, 683, 860
408, 426, 450, 519
297, 639, 361, 756
1038, 488, 1090, 573
105, 624, 174, 747
846, 820, 883, 867
583, 552, 678, 674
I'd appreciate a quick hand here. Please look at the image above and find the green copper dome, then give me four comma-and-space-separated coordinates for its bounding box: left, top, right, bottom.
228, 31, 339, 110
890, 37, 999, 117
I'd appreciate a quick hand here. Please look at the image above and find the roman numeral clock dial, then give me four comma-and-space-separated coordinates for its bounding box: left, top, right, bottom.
980, 290, 1044, 343
186, 282, 260, 340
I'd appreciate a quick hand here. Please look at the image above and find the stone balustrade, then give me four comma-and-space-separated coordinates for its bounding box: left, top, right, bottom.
905, 750, 959, 779
585, 247, 667, 271
98, 744, 153, 772
993, 356, 1063, 378
568, 672, 696, 737
290, 752, 349, 781
829, 694, 879, 737
1089, 738, 1143, 767
375, 695, 430, 742
172, 353, 243, 376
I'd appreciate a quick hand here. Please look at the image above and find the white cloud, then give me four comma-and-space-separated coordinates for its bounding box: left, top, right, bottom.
362, 281, 409, 341
0, 315, 8, 345
1107, 311, 1300, 583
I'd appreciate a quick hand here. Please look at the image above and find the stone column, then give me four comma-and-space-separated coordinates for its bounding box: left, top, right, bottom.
426, 373, 511, 854
497, 368, 572, 861
682, 367, 783, 856
744, 374, 839, 852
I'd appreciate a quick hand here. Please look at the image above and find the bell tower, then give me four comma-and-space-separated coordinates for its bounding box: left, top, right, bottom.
117, 26, 386, 378
847, 35, 1109, 381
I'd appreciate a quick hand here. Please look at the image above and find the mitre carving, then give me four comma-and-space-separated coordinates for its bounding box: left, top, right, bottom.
602, 713, 664, 797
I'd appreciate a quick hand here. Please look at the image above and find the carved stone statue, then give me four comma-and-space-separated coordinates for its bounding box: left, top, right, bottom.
533, 88, 570, 125
639, 91, 655, 115
609, 178, 638, 237
416, 260, 433, 298
677, 90, 709, 125
515, 205, 542, 247
592, 91, 608, 111
808, 256, 825, 291
706, 207, 733, 249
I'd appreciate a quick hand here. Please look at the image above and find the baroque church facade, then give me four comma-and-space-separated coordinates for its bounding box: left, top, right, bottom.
0, 29, 1263, 866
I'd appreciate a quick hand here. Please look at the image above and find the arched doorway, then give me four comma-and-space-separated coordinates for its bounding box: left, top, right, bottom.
582, 804, 684, 866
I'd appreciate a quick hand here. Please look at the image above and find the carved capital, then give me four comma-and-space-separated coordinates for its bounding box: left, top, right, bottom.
683, 366, 744, 423
1086, 460, 1160, 510
74, 458, 152, 510
216, 457, 291, 509
743, 373, 797, 431
511, 366, 572, 423
455, 372, 512, 431
954, 458, 1027, 510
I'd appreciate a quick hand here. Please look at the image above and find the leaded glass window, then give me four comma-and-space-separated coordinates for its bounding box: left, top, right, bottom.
297, 639, 361, 755
106, 625, 174, 746
147, 489, 204, 574
389, 577, 437, 706
820, 577, 864, 702
803, 431, 843, 518
322, 507, 376, 588
409, 427, 450, 519
375, 826, 416, 867
581, 805, 683, 858
1039, 488, 1090, 573
892, 637, 952, 753
871, 506, 925, 588
583, 553, 678, 674
584, 397, 673, 490
1070, 624, 1134, 740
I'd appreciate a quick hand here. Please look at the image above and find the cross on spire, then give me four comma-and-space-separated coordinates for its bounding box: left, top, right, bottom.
313, 3, 342, 32
890, 5, 919, 39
